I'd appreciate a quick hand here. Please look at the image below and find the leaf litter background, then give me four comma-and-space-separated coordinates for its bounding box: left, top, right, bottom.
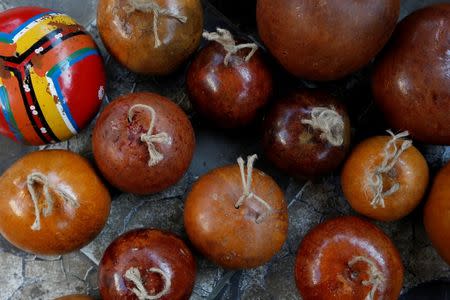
0, 0, 448, 299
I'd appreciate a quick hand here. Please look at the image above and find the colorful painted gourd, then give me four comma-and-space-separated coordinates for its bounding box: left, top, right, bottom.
0, 7, 106, 145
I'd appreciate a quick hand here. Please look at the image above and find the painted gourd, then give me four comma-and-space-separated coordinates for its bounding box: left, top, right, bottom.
0, 7, 106, 145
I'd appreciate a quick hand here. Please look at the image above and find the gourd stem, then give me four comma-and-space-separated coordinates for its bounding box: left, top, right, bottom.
124, 267, 171, 300
301, 106, 344, 147
128, 104, 171, 167
203, 28, 258, 66
125, 0, 187, 48
235, 154, 273, 224
369, 130, 412, 208
27, 172, 79, 231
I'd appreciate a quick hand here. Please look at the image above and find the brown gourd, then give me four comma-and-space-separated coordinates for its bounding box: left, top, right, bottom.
372, 4, 450, 144
92, 92, 195, 195
295, 216, 404, 300
97, 0, 203, 75
184, 155, 288, 269
424, 162, 450, 266
341, 131, 429, 221
257, 0, 400, 80
0, 150, 111, 255
262, 90, 351, 178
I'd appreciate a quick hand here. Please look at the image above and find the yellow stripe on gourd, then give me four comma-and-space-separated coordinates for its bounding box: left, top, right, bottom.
29, 67, 73, 141
15, 15, 78, 55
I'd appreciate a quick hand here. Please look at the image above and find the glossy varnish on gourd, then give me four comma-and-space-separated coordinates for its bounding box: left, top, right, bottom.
424, 162, 450, 266
0, 150, 111, 255
92, 92, 195, 195
97, 0, 203, 75
187, 36, 273, 128
184, 161, 288, 269
262, 90, 351, 178
98, 228, 196, 300
295, 216, 404, 300
372, 4, 450, 144
341, 135, 429, 221
0, 7, 106, 145
256, 0, 400, 81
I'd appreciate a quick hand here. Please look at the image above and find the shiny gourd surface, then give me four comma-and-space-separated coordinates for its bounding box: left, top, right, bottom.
0, 150, 110, 255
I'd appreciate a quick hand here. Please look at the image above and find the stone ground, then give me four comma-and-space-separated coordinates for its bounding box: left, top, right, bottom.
0, 0, 449, 299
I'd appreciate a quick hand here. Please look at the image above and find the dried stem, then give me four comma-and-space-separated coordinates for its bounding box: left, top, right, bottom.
203, 28, 258, 66
369, 130, 412, 208
301, 106, 344, 147
27, 172, 79, 231
235, 154, 273, 223
348, 256, 385, 300
125, 0, 187, 48
124, 267, 171, 300
128, 104, 171, 167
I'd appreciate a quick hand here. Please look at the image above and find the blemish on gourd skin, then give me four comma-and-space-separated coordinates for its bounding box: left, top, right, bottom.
92, 92, 194, 195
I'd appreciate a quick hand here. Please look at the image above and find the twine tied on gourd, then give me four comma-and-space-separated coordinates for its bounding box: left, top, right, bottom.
348, 256, 385, 300
27, 172, 79, 231
369, 130, 412, 208
203, 28, 258, 66
128, 104, 171, 167
301, 106, 344, 147
124, 267, 171, 300
125, 0, 187, 48
235, 154, 273, 224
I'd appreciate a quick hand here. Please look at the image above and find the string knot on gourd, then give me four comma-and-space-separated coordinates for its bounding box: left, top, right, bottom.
348, 256, 385, 300
128, 104, 171, 167
369, 130, 412, 208
125, 0, 187, 48
301, 106, 344, 147
235, 154, 273, 224
203, 28, 258, 66
27, 172, 79, 231
124, 267, 171, 300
